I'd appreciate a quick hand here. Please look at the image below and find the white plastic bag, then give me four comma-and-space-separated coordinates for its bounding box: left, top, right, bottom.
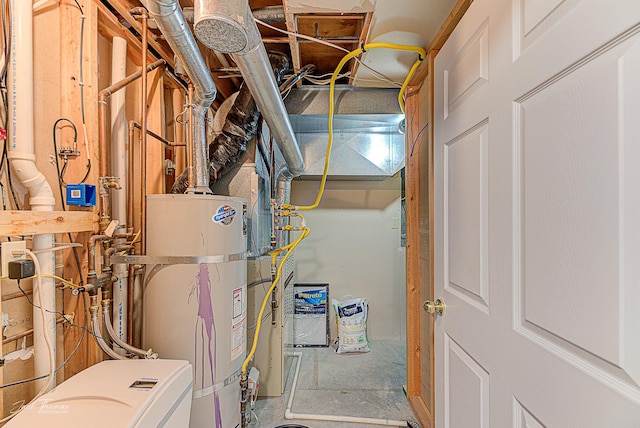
332, 297, 370, 354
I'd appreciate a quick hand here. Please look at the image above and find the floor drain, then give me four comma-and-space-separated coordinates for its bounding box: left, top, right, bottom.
273, 425, 309, 428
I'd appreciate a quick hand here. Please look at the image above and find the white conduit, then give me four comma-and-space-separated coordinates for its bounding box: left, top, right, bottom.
8, 0, 57, 391
110, 36, 129, 353
285, 352, 410, 427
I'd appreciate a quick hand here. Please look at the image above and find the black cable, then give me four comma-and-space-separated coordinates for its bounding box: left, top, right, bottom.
0, 0, 11, 83
17, 279, 67, 320
50, 6, 90, 291
52, 118, 77, 187
0, 1, 20, 211
256, 120, 270, 176
0, 292, 89, 389
15, 279, 97, 339
51, 119, 86, 287
0, 90, 20, 210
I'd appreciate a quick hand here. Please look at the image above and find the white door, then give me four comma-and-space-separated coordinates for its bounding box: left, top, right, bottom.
434, 0, 640, 426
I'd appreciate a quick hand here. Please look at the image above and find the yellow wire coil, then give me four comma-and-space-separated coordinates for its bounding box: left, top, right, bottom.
294, 42, 425, 211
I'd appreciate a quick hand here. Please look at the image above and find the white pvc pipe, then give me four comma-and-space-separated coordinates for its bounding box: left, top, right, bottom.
8, 0, 56, 391
110, 36, 128, 352
111, 37, 127, 224
285, 352, 410, 427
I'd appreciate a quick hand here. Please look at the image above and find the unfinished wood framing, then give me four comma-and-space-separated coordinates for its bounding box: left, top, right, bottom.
100, 0, 176, 68
281, 11, 372, 76
60, 0, 104, 378
146, 68, 168, 196
405, 49, 437, 428
0, 211, 97, 236
96, 1, 159, 67
403, 1, 474, 424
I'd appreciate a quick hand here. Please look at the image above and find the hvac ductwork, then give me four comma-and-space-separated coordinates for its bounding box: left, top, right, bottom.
194, 0, 304, 181
143, 0, 216, 193
171, 52, 290, 194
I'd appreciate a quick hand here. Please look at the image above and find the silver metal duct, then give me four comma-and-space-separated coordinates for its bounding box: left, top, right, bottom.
194, 3, 305, 181
194, 0, 250, 53
290, 114, 406, 178
144, 0, 216, 193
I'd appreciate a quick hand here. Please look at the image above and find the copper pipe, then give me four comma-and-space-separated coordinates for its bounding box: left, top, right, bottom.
129, 121, 185, 147
127, 121, 136, 231
98, 59, 165, 230
88, 234, 108, 273
98, 59, 165, 178
140, 12, 149, 256
3, 318, 65, 345
186, 84, 195, 192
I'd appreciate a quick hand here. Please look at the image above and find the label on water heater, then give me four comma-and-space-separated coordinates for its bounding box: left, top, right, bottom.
231, 285, 247, 360
212, 204, 236, 226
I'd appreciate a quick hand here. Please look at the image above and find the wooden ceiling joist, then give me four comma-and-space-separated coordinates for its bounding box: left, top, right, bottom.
100, 0, 176, 68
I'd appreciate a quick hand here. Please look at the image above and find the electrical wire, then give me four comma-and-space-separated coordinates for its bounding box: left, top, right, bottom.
51, 119, 86, 287
0, 0, 19, 211
0, 250, 56, 424
52, 118, 76, 187
254, 17, 402, 88
302, 72, 351, 85
0, 0, 10, 83
0, 292, 87, 390
409, 121, 429, 158
73, 0, 91, 174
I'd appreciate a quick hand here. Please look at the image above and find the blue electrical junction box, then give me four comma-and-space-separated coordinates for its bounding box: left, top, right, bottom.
66, 183, 96, 207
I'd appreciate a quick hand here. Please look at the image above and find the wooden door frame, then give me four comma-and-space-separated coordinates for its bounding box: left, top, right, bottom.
404, 1, 472, 427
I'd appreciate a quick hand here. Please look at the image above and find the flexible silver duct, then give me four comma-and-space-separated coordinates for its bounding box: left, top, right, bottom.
194, 3, 305, 181
144, 0, 216, 193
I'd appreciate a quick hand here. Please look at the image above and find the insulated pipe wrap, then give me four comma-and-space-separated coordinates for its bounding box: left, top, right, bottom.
191, 107, 211, 193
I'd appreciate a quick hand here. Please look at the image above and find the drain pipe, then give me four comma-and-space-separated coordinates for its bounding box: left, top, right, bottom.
193, 0, 305, 181
110, 36, 128, 353
8, 0, 57, 391
144, 0, 217, 194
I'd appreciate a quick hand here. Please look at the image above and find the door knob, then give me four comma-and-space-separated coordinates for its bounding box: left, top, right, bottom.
423, 298, 446, 316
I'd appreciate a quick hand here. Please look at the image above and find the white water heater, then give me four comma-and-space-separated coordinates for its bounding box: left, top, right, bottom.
144, 194, 247, 428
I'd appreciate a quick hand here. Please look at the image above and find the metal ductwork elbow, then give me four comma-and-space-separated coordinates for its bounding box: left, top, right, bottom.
143, 0, 217, 193
193, 0, 305, 180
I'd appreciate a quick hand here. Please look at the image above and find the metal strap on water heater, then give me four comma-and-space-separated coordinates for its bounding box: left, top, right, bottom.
192, 369, 241, 399
111, 252, 247, 265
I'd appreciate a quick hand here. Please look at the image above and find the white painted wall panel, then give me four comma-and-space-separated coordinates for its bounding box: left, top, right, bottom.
291, 179, 405, 340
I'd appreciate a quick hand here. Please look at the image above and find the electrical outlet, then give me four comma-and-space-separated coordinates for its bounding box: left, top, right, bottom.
1, 241, 26, 278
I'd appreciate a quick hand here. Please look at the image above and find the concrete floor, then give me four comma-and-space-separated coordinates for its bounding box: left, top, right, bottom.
250, 340, 417, 428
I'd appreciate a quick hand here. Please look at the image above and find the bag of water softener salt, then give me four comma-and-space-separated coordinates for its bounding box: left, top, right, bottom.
332, 297, 370, 354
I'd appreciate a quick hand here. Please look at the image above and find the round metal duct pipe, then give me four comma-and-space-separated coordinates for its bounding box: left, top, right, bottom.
194, 0, 253, 53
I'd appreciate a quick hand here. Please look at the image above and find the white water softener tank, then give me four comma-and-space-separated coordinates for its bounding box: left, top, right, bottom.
144, 194, 247, 428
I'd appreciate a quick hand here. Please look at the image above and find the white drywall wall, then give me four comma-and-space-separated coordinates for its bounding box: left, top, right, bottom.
291, 178, 406, 341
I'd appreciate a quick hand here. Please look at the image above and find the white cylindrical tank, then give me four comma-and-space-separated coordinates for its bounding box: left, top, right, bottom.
144, 194, 247, 428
